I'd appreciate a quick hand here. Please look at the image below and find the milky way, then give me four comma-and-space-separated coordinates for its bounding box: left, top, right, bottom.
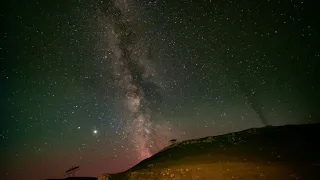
98, 0, 174, 160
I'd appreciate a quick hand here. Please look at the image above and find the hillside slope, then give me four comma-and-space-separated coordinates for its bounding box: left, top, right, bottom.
99, 123, 320, 180
46, 177, 97, 180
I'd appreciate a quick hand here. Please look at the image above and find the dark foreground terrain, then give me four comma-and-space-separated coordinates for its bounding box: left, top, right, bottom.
46, 177, 97, 180
97, 123, 320, 180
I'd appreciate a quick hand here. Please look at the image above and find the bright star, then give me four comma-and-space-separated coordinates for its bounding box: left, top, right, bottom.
93, 130, 98, 134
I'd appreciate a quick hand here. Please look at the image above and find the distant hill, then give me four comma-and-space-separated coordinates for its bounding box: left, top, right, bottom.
46, 177, 97, 180
98, 123, 320, 180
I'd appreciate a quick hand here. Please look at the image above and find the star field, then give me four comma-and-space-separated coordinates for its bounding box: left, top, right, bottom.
1, 0, 319, 179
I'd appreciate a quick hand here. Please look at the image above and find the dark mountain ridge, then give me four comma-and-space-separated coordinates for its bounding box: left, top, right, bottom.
98, 123, 320, 180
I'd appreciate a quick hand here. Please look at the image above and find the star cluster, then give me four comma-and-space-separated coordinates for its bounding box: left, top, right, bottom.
1, 0, 319, 180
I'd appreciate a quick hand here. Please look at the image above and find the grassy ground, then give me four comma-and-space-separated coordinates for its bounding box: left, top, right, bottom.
98, 123, 320, 180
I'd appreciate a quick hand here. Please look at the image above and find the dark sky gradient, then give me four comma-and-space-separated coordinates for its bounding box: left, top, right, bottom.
1, 0, 319, 179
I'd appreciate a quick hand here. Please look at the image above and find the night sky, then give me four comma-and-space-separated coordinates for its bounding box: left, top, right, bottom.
1, 0, 319, 179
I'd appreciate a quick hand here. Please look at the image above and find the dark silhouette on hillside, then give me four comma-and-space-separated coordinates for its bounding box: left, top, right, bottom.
170, 139, 177, 144
65, 166, 80, 177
